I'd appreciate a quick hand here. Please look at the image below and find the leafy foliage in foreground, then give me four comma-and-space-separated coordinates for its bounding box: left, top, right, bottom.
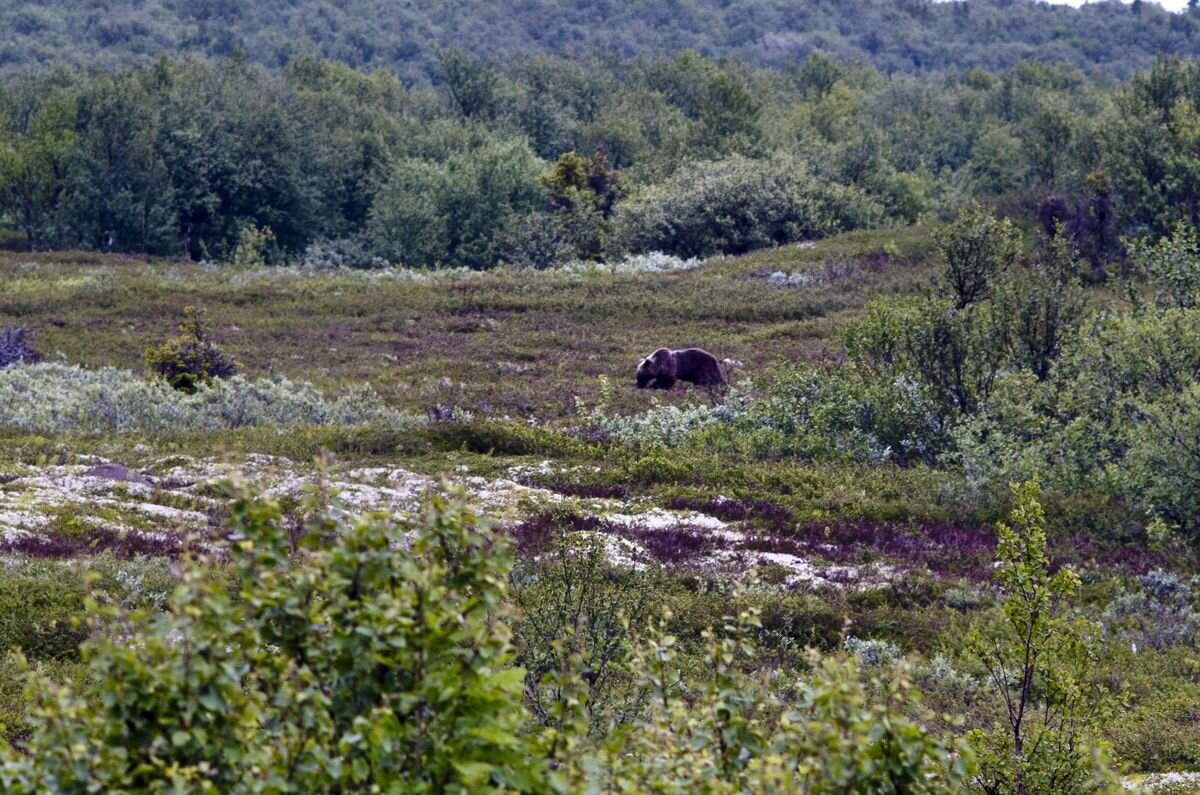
0, 486, 970, 793
967, 480, 1116, 794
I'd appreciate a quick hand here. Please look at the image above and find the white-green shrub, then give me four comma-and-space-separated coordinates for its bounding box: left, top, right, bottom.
843, 636, 900, 668
0, 363, 421, 435
559, 251, 706, 275
577, 375, 752, 448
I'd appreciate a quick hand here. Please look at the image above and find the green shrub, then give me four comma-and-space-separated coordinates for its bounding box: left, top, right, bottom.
579, 388, 735, 451
144, 306, 238, 393
368, 137, 544, 269
845, 294, 1002, 420
0, 486, 535, 793
0, 656, 82, 745
612, 153, 882, 258
1103, 569, 1200, 651
745, 364, 948, 465
230, 224, 277, 268
989, 231, 1086, 380
1127, 220, 1200, 310
595, 607, 971, 794
955, 306, 1200, 533
0, 487, 974, 793
1109, 686, 1200, 773
510, 528, 660, 733
932, 204, 1022, 309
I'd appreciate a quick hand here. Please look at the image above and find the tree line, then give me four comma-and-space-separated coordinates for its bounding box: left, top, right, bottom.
2, 51, 1200, 268
2, 0, 1199, 83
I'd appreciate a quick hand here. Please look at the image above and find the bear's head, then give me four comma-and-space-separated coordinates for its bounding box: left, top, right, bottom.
635, 356, 656, 388
636, 348, 673, 388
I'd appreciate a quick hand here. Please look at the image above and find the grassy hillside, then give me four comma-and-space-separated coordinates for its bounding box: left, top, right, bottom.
0, 227, 938, 418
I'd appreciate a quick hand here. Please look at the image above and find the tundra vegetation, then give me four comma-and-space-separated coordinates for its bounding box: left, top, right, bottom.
4, 5, 1200, 794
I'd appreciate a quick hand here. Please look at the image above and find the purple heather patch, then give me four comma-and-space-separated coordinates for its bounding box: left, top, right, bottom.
780, 519, 997, 580
617, 523, 716, 565
0, 528, 187, 559
509, 510, 713, 564
510, 511, 602, 556
506, 502, 1177, 585
1053, 532, 1189, 577
665, 496, 794, 526
543, 482, 631, 500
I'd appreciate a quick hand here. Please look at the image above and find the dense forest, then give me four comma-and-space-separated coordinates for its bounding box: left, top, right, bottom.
1, 0, 1199, 82
2, 47, 1198, 270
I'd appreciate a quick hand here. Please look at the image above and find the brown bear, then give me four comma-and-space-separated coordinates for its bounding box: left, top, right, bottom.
636, 347, 725, 389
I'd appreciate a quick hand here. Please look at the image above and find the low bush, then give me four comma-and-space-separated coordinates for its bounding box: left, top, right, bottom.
0, 362, 422, 435
230, 224, 278, 269
510, 528, 662, 733
299, 233, 390, 270
613, 153, 883, 258
0, 556, 177, 667
843, 635, 900, 668
1110, 686, 1200, 774
1103, 570, 1200, 651
0, 564, 87, 663
955, 306, 1200, 535
144, 306, 239, 393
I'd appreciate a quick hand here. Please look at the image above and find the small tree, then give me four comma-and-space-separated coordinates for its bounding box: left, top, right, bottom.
847, 295, 1003, 419
145, 305, 238, 392
231, 223, 276, 268
511, 528, 657, 733
1070, 172, 1119, 282
968, 479, 1117, 795
933, 204, 1022, 309
992, 231, 1086, 380
540, 149, 623, 219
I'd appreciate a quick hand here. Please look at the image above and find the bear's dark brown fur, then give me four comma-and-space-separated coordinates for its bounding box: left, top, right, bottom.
636, 347, 725, 389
